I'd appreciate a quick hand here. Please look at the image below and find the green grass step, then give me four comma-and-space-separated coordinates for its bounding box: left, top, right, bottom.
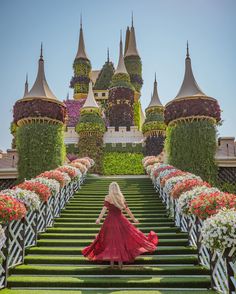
58, 214, 168, 219
53, 222, 175, 228
0, 289, 217, 294
24, 254, 199, 265
59, 212, 169, 218
36, 239, 189, 247
7, 276, 211, 289
10, 265, 209, 276
63, 208, 168, 213
69, 199, 161, 204
54, 218, 172, 224
65, 203, 165, 208
38, 232, 188, 240
26, 246, 197, 255
46, 227, 181, 233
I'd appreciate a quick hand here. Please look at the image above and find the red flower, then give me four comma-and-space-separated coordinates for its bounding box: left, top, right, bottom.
17, 181, 51, 202
190, 192, 236, 219
56, 167, 77, 179
171, 180, 210, 199
0, 194, 27, 223
37, 171, 65, 187
161, 170, 186, 187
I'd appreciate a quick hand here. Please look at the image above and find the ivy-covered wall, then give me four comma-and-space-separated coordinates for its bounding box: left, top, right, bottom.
93, 61, 114, 90
144, 135, 165, 156
134, 101, 141, 130
165, 120, 217, 183
16, 123, 66, 181
102, 152, 144, 175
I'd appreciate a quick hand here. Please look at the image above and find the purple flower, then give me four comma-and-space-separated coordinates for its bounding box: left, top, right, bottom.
63, 99, 86, 127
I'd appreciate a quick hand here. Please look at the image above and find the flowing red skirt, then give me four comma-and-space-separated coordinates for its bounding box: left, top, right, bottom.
82, 202, 158, 262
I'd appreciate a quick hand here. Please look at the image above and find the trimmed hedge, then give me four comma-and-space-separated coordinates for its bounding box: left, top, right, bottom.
165, 120, 217, 183
16, 123, 66, 181
102, 152, 144, 175
104, 143, 144, 153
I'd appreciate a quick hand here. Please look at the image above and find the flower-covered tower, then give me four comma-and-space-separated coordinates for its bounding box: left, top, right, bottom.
143, 74, 166, 155
165, 43, 221, 182
76, 82, 105, 173
13, 45, 67, 180
70, 18, 91, 100
108, 34, 134, 129
124, 16, 143, 130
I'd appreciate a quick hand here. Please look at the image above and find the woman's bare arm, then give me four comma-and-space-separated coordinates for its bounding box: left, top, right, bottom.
96, 206, 107, 224
125, 206, 139, 223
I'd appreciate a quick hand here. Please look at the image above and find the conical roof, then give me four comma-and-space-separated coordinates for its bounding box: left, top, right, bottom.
75, 18, 89, 60
147, 74, 163, 108
24, 74, 29, 97
125, 16, 139, 57
24, 44, 57, 100
175, 43, 205, 99
124, 26, 130, 55
115, 33, 128, 75
82, 81, 99, 109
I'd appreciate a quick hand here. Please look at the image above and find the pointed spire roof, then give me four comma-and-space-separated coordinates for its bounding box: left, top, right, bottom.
175, 42, 206, 99
124, 26, 130, 55
75, 15, 89, 60
107, 47, 110, 62
115, 31, 128, 75
23, 74, 29, 97
25, 44, 57, 100
82, 81, 99, 109
125, 14, 139, 57
147, 74, 163, 108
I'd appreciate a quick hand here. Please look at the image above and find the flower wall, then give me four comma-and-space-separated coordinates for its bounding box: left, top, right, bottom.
71, 58, 91, 94
143, 157, 236, 253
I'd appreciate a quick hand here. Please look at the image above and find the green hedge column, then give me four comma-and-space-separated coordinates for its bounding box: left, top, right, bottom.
76, 82, 105, 174
16, 123, 65, 180
13, 46, 67, 180
164, 45, 221, 183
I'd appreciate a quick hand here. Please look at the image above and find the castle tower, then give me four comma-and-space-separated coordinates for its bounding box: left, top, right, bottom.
13, 45, 67, 180
108, 33, 134, 129
76, 82, 105, 173
70, 17, 91, 100
124, 15, 143, 129
164, 43, 221, 182
124, 15, 143, 94
142, 74, 166, 155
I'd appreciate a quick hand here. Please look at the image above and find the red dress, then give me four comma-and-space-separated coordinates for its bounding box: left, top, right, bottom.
82, 201, 158, 262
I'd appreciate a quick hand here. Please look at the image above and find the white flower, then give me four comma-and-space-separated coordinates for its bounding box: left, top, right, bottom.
61, 172, 71, 184
201, 208, 236, 252
1, 188, 40, 211
31, 178, 60, 195
177, 186, 220, 216
164, 174, 201, 194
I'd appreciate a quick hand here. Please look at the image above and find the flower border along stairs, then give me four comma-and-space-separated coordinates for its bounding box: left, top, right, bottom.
0, 169, 219, 293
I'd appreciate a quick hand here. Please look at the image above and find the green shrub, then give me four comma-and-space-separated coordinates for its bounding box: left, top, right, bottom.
16, 123, 65, 180
165, 120, 217, 183
102, 152, 144, 175
134, 101, 141, 130
66, 144, 78, 154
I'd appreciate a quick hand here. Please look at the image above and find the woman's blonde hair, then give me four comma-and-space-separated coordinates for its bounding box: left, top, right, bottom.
107, 182, 126, 210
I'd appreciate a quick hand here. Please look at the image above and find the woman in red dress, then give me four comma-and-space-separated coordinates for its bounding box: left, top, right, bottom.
82, 182, 158, 268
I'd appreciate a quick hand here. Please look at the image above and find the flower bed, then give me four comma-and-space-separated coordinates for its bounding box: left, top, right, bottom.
17, 181, 51, 202
1, 188, 40, 210
201, 208, 236, 251
190, 192, 236, 220
0, 195, 27, 223
37, 171, 66, 188
171, 179, 210, 199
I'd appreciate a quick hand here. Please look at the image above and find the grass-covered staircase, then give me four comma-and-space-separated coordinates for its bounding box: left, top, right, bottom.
1, 177, 216, 294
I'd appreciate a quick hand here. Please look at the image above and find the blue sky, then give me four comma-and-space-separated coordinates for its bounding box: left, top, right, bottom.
0, 0, 235, 151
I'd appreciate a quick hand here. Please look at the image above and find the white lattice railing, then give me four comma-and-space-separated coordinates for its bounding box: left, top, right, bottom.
154, 181, 236, 294
0, 176, 85, 288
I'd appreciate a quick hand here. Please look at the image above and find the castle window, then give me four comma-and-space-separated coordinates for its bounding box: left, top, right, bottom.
102, 93, 106, 97
122, 143, 126, 148
112, 143, 116, 147
94, 93, 98, 97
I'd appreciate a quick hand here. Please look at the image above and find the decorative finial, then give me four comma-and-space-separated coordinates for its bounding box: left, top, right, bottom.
154, 72, 157, 83
131, 11, 134, 27
107, 47, 110, 62
40, 42, 43, 60
80, 13, 82, 29
26, 73, 28, 84
120, 29, 122, 43
186, 40, 190, 58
